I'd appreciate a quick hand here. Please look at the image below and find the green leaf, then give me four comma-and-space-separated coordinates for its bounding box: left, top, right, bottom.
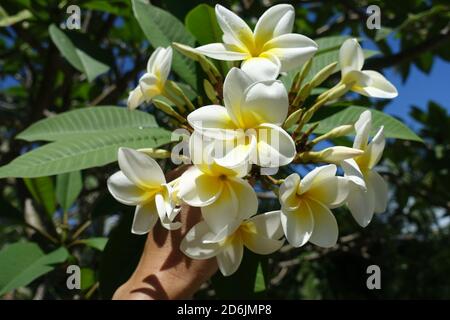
254, 262, 267, 293
48, 24, 112, 82
80, 268, 96, 291
80, 237, 108, 251
23, 176, 56, 218
212, 250, 266, 299
0, 128, 173, 178
307, 106, 422, 142
99, 213, 146, 299
0, 243, 68, 296
82, 0, 131, 16
56, 171, 83, 212
17, 106, 158, 142
132, 0, 197, 89
185, 4, 222, 45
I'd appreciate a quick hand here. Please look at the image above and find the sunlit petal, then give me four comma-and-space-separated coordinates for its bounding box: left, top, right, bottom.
307, 199, 339, 248
339, 38, 364, 75
263, 33, 318, 71
117, 147, 165, 189
281, 201, 314, 247
180, 221, 222, 259
217, 236, 244, 276
107, 171, 149, 205
131, 201, 159, 235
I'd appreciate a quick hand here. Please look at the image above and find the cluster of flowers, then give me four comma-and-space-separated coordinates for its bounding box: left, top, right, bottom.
108, 4, 397, 276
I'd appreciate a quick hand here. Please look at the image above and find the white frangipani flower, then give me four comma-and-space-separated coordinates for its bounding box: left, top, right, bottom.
338, 38, 397, 99
181, 211, 284, 276
341, 111, 388, 227
188, 67, 296, 169
177, 145, 257, 236
128, 46, 173, 109
196, 4, 317, 81
278, 165, 349, 248
107, 147, 181, 234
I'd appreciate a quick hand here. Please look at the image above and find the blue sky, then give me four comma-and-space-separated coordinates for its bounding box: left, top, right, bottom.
363, 36, 450, 129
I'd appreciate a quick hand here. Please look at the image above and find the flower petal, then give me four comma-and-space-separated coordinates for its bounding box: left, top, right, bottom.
307, 176, 349, 208
241, 80, 289, 126
354, 70, 398, 99
255, 123, 296, 167
299, 164, 337, 195
228, 177, 258, 220
341, 158, 366, 190
178, 167, 224, 207
118, 147, 165, 189
249, 210, 284, 239
196, 43, 248, 61
254, 4, 295, 45
243, 233, 284, 255
131, 201, 159, 235
215, 4, 253, 50
366, 126, 385, 169
263, 33, 318, 72
307, 199, 338, 248
279, 173, 301, 211
107, 171, 148, 206
217, 235, 244, 276
367, 170, 388, 214
187, 105, 236, 139
339, 38, 364, 75
343, 70, 373, 87
127, 86, 146, 110
280, 201, 314, 247
201, 182, 239, 235
213, 131, 257, 169
180, 221, 222, 259
346, 182, 375, 227
155, 193, 181, 230
139, 73, 161, 100
223, 68, 254, 126
353, 110, 372, 150
240, 56, 281, 81
149, 46, 172, 84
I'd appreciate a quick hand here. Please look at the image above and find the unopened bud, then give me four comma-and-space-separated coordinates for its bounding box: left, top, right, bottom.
137, 148, 171, 159
283, 108, 303, 129
153, 99, 186, 123
310, 62, 338, 88
299, 146, 363, 164
203, 79, 218, 103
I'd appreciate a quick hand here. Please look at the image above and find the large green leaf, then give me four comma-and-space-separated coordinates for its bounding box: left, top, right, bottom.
23, 176, 56, 218
99, 212, 145, 299
307, 105, 422, 142
315, 35, 352, 53
132, 0, 197, 89
56, 171, 83, 212
0, 243, 68, 296
48, 24, 113, 82
0, 128, 173, 178
185, 4, 222, 45
17, 106, 157, 142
